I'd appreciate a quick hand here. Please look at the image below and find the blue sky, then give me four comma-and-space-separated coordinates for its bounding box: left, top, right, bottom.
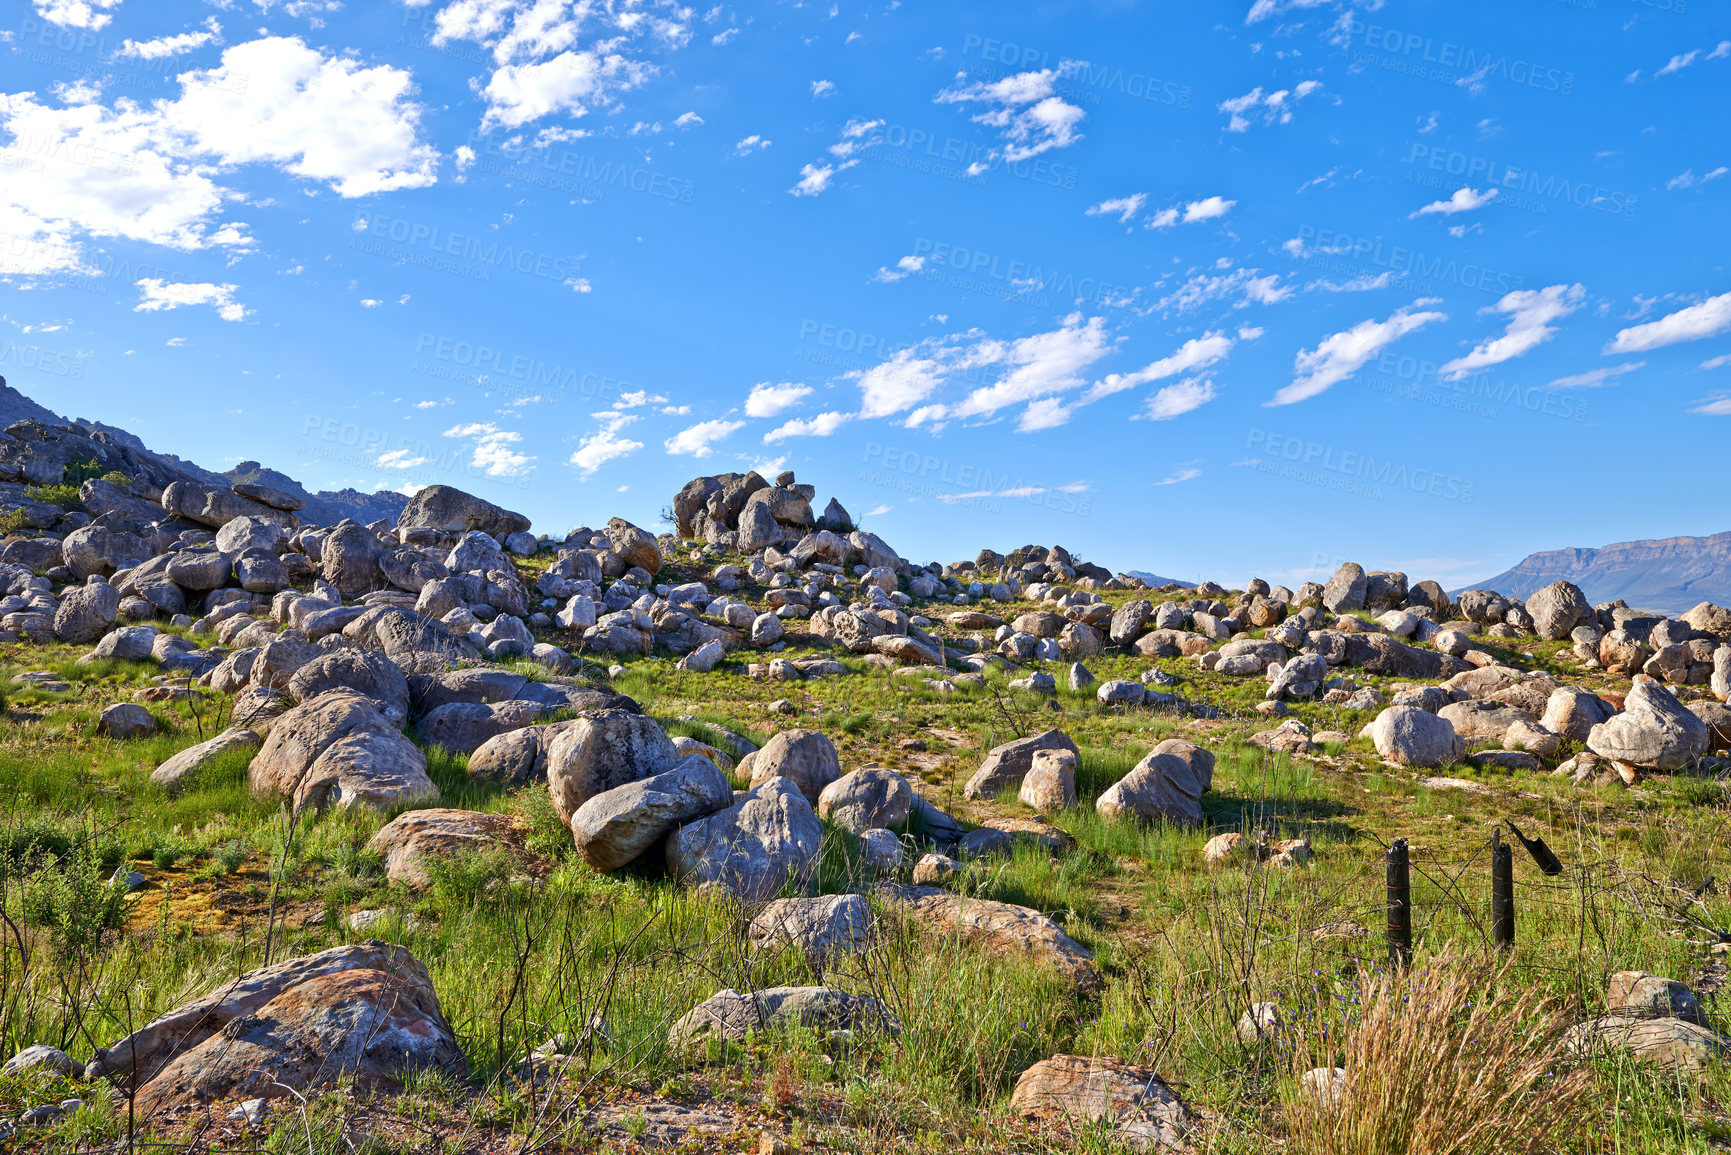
3, 0, 1729, 588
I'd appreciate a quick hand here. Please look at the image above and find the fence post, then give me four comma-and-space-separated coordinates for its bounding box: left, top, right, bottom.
1492, 832, 1515, 950
1386, 838, 1412, 967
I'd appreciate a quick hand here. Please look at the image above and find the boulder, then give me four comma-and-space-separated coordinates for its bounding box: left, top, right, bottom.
1369, 705, 1463, 767
215, 515, 287, 556
604, 517, 662, 573
321, 520, 385, 598
365, 808, 532, 889
1019, 748, 1077, 811
285, 649, 411, 727
1009, 1054, 1190, 1152
54, 580, 120, 643
398, 484, 530, 538
1587, 676, 1709, 771
816, 768, 914, 834
248, 689, 438, 812
668, 986, 896, 1049
570, 754, 734, 872
1527, 581, 1591, 640
96, 702, 156, 739
1437, 700, 1538, 744
150, 727, 261, 796
544, 709, 682, 825
1095, 739, 1215, 827
665, 777, 823, 902
963, 728, 1079, 800
88, 942, 464, 1116
747, 728, 843, 805
1541, 687, 1614, 742
747, 894, 873, 957
879, 884, 1099, 988
414, 699, 555, 753
1321, 562, 1367, 613
1689, 700, 1731, 750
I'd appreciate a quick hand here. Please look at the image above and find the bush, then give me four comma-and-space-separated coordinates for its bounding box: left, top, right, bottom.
0, 508, 30, 536
21, 847, 130, 954
23, 483, 82, 511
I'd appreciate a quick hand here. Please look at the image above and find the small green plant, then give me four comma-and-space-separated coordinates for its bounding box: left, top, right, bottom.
0, 508, 29, 535
21, 847, 130, 953
22, 483, 82, 510
213, 838, 250, 874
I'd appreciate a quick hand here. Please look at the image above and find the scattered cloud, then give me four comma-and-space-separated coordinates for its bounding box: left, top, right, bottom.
735, 134, 770, 154
1701, 354, 1731, 370
1667, 166, 1727, 190
674, 111, 703, 128
569, 412, 642, 477
744, 382, 812, 418
1085, 193, 1146, 225
664, 418, 746, 457
1606, 291, 1731, 353
1688, 392, 1731, 416
811, 79, 836, 98
1218, 81, 1321, 132
764, 410, 853, 442
1269, 302, 1448, 406
1440, 283, 1585, 379
1657, 50, 1700, 77
936, 66, 1085, 164
33, 0, 121, 30
133, 279, 249, 321
1411, 186, 1498, 217
1141, 377, 1217, 421
1078, 331, 1234, 406
1154, 462, 1202, 486
444, 421, 536, 479
116, 18, 221, 59
874, 254, 926, 283
1549, 361, 1643, 388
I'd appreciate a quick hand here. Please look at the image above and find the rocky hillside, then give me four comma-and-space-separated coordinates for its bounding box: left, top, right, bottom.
1473, 533, 1731, 615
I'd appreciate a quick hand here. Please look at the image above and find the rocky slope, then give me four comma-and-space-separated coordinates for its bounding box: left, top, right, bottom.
1473, 533, 1731, 615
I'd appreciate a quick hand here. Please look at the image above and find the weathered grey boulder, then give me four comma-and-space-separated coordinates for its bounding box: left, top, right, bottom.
322, 521, 385, 598
665, 777, 823, 902
668, 985, 895, 1049
1587, 676, 1709, 770
1009, 1054, 1191, 1152
545, 709, 682, 826
816, 768, 914, 833
248, 689, 437, 812
747, 728, 842, 804
1095, 739, 1214, 827
1321, 562, 1367, 613
1437, 700, 1538, 744
1369, 705, 1462, 767
54, 579, 120, 643
88, 942, 463, 1116
1541, 686, 1614, 742
747, 894, 872, 957
1527, 581, 1591, 640
963, 728, 1079, 800
285, 649, 410, 726
365, 808, 532, 889
1019, 748, 1077, 811
879, 884, 1099, 987
604, 517, 662, 573
398, 484, 530, 538
150, 727, 261, 796
215, 515, 287, 556
570, 754, 734, 871
97, 702, 156, 739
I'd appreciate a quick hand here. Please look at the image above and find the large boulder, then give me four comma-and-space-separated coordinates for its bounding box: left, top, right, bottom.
53, 580, 120, 643
285, 649, 411, 727
1541, 686, 1614, 742
748, 894, 873, 957
150, 727, 261, 796
1321, 562, 1367, 613
322, 520, 385, 598
398, 484, 530, 539
248, 689, 438, 812
62, 525, 149, 579
365, 808, 532, 889
665, 776, 823, 902
963, 728, 1079, 800
570, 753, 734, 872
1587, 676, 1709, 771
1095, 739, 1214, 827
162, 481, 295, 531
747, 728, 843, 805
378, 545, 450, 594
545, 709, 682, 826
604, 517, 662, 573
87, 942, 464, 1116
414, 699, 555, 754
1010, 1054, 1191, 1152
879, 884, 1099, 988
668, 986, 895, 1049
1437, 700, 1538, 744
1369, 705, 1462, 767
1341, 633, 1465, 680
1527, 581, 1591, 640
816, 768, 914, 834
1682, 602, 1731, 641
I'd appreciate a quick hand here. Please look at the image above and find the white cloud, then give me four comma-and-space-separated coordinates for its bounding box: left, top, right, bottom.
863, 503, 892, 516
664, 418, 746, 457
1411, 186, 1498, 217
949, 312, 1113, 422
936, 67, 1085, 162
360, 298, 382, 308
1154, 463, 1202, 486
874, 254, 925, 283
1713, 41, 1731, 59
1245, 0, 1332, 23
1606, 292, 1731, 353
1657, 50, 1700, 76
1183, 195, 1235, 223
1129, 194, 1237, 229
376, 447, 432, 469
1549, 361, 1643, 388
764, 410, 852, 442
1304, 271, 1398, 293
1085, 193, 1146, 224
1667, 166, 1727, 190
674, 111, 702, 128
790, 118, 880, 196
852, 348, 947, 418
414, 397, 453, 409
1701, 354, 1731, 369
116, 19, 221, 59
133, 278, 249, 321
744, 381, 811, 418
735, 134, 770, 154
615, 390, 669, 409
1218, 82, 1321, 132
1156, 267, 1291, 313
1691, 394, 1731, 415
478, 52, 649, 131
1079, 331, 1233, 405
790, 160, 849, 197
1269, 302, 1448, 406
811, 79, 836, 98
569, 413, 642, 477
1440, 283, 1585, 379
1141, 377, 1217, 421
444, 421, 536, 479
33, 0, 121, 30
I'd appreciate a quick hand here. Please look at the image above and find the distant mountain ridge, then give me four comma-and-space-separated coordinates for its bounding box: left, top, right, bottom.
2, 377, 407, 526
1469, 533, 1731, 615
1126, 569, 1187, 588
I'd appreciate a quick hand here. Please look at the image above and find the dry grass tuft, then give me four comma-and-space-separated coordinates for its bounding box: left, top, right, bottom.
1284, 948, 1593, 1155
